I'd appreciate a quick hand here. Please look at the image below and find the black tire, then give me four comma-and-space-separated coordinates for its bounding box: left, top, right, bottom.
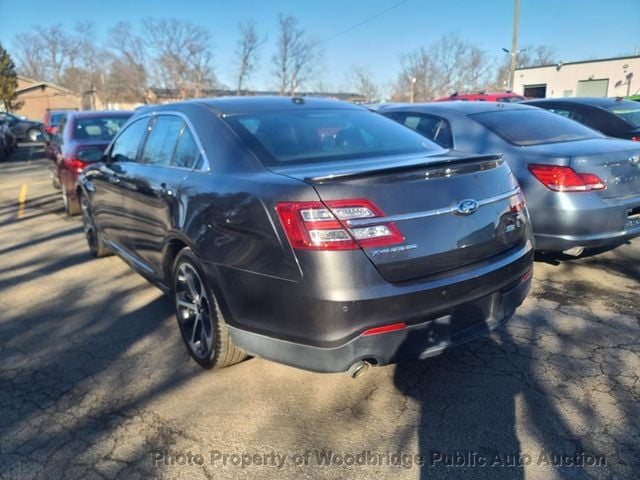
26, 128, 40, 142
62, 184, 80, 216
80, 193, 111, 257
172, 248, 247, 369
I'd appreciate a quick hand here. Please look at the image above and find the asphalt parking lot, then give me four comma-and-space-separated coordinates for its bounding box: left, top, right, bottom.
0, 144, 638, 480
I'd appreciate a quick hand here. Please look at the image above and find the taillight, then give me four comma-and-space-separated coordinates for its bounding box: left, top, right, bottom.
631, 136, 640, 142
68, 158, 87, 173
276, 199, 404, 250
527, 164, 606, 192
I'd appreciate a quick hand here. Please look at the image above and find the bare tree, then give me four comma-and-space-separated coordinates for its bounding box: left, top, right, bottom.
106, 22, 149, 102
12, 32, 46, 80
348, 65, 379, 102
272, 14, 321, 95
393, 33, 497, 101
12, 24, 77, 84
142, 18, 217, 98
235, 20, 264, 94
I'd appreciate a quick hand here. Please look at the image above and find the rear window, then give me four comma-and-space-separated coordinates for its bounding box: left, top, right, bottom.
605, 102, 640, 128
223, 109, 442, 165
73, 115, 131, 141
50, 113, 66, 126
496, 96, 525, 103
471, 109, 601, 146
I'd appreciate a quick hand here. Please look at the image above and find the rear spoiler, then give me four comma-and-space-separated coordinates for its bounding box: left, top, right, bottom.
304, 154, 503, 184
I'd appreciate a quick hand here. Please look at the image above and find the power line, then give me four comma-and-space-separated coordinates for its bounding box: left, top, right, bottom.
320, 0, 409, 44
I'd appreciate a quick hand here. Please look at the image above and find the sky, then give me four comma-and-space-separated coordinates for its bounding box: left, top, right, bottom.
0, 0, 638, 92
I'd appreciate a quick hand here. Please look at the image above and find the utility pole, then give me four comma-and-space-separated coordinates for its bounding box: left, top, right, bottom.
508, 0, 520, 92
409, 77, 417, 103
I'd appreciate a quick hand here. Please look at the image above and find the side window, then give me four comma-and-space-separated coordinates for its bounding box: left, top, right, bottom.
397, 113, 453, 149
109, 118, 148, 163
56, 118, 67, 142
172, 127, 201, 169
548, 107, 586, 125
141, 116, 184, 166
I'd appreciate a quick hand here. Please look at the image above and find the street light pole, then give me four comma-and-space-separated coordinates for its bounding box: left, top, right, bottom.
508, 0, 521, 92
409, 77, 417, 103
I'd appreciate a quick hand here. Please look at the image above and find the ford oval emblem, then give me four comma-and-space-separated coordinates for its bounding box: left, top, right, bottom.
630, 154, 640, 166
454, 199, 479, 216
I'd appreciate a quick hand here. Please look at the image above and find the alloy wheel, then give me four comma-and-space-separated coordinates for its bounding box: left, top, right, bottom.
80, 195, 97, 253
174, 263, 214, 359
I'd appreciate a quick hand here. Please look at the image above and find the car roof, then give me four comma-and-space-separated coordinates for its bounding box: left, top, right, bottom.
149, 96, 365, 116
67, 110, 133, 119
379, 100, 534, 116
523, 97, 634, 108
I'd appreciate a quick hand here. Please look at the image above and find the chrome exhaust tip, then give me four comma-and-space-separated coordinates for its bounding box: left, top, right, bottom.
563, 247, 585, 257
348, 360, 371, 379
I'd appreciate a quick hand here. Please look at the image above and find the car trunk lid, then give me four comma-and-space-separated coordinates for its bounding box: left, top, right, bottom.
271, 153, 529, 282
528, 138, 640, 199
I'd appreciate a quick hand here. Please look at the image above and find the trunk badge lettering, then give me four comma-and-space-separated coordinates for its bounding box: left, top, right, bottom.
370, 244, 417, 256
454, 199, 479, 216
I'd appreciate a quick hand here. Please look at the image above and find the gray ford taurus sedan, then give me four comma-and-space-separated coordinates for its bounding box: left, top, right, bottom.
381, 102, 640, 254
79, 97, 534, 374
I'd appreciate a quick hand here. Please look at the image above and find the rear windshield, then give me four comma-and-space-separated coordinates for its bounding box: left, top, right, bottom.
223, 109, 443, 165
50, 113, 66, 126
471, 109, 601, 146
605, 102, 640, 128
72, 115, 131, 141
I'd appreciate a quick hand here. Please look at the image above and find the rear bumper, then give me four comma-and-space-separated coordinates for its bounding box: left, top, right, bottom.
228, 273, 531, 372
216, 245, 534, 372
529, 193, 640, 252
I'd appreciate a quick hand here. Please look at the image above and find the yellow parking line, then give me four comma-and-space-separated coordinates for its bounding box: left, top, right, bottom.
17, 184, 28, 219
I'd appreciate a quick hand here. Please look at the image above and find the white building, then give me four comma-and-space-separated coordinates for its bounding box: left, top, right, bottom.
513, 55, 640, 99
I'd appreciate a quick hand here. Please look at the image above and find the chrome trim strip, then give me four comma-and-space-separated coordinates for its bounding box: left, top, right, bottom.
345, 187, 521, 227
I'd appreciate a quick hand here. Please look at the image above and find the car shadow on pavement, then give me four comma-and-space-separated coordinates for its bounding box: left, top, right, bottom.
0, 285, 203, 478
392, 284, 638, 480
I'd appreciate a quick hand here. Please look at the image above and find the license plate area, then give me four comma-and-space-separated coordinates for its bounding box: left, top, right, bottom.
626, 206, 640, 228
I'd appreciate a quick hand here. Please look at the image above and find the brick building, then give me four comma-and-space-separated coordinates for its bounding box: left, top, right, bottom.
13, 76, 82, 121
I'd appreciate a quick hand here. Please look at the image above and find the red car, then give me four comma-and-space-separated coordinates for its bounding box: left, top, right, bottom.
434, 92, 525, 102
46, 110, 133, 215
44, 109, 76, 135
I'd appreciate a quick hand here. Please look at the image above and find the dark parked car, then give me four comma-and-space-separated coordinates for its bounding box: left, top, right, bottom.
0, 112, 43, 142
78, 97, 534, 374
523, 97, 640, 141
380, 102, 640, 255
0, 118, 17, 159
46, 110, 132, 215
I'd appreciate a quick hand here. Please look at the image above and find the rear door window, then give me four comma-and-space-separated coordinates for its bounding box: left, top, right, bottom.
546, 107, 587, 124
140, 116, 184, 166
390, 112, 453, 149
109, 118, 149, 163
172, 127, 201, 169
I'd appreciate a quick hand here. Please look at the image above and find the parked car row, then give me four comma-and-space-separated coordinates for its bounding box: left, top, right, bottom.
36, 95, 639, 379
0, 111, 44, 143
45, 110, 133, 215
378, 101, 640, 255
